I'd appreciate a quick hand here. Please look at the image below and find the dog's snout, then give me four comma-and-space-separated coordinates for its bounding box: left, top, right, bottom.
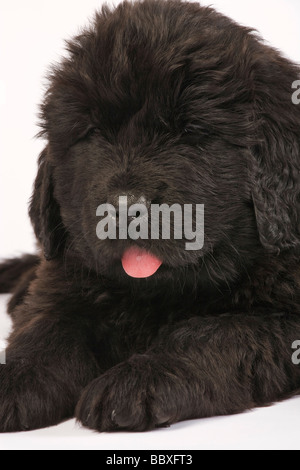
107, 193, 150, 225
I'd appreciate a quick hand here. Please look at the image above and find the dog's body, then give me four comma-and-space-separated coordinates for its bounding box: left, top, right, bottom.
0, 0, 300, 432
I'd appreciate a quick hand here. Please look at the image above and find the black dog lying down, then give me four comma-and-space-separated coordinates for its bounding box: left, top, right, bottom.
0, 0, 300, 433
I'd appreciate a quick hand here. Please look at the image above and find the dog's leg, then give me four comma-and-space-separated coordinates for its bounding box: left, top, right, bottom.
0, 301, 101, 432
76, 313, 300, 432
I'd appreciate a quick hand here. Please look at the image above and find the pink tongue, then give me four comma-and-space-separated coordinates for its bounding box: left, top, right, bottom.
121, 247, 162, 278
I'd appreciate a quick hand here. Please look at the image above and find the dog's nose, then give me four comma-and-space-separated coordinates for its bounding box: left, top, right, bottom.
107, 194, 150, 225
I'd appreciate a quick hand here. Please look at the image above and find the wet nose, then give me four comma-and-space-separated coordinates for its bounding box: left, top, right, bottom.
107, 193, 150, 225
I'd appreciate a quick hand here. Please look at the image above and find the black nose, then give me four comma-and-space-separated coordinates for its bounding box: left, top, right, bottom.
107, 193, 150, 226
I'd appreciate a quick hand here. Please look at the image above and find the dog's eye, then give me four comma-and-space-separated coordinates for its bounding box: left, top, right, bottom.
85, 127, 98, 139
70, 126, 99, 148
74, 126, 98, 145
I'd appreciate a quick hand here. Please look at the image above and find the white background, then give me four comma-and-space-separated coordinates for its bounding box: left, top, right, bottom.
0, 0, 300, 450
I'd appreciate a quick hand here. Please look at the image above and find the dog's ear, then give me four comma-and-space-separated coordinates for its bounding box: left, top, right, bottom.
250, 48, 300, 254
29, 148, 66, 260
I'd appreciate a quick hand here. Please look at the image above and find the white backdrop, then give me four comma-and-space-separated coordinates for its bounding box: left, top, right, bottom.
0, 0, 300, 450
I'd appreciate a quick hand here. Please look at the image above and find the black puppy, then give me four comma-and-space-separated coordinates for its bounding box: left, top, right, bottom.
0, 0, 300, 433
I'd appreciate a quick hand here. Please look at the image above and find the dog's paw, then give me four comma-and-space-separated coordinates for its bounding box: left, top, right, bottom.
0, 363, 71, 433
0, 363, 40, 432
75, 355, 182, 432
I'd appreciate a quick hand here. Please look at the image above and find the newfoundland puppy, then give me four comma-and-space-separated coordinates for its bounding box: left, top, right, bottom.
0, 0, 300, 433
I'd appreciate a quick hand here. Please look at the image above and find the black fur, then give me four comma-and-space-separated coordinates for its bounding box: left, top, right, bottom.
0, 0, 300, 433
0, 255, 39, 295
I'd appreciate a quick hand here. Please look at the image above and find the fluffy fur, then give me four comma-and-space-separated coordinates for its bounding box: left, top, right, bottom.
0, 0, 300, 432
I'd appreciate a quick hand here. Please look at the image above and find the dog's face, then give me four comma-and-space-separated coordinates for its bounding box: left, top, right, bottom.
30, 0, 300, 291
52, 113, 255, 286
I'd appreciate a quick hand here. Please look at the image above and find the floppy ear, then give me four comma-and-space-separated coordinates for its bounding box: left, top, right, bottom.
29, 148, 66, 260
250, 48, 300, 254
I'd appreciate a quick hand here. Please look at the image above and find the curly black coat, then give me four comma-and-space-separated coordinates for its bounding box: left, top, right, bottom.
0, 0, 300, 432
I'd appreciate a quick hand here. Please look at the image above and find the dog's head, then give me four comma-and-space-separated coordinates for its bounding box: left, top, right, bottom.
30, 0, 300, 290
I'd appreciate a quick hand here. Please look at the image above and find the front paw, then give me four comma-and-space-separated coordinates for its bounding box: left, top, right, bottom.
76, 355, 184, 432
0, 363, 71, 432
